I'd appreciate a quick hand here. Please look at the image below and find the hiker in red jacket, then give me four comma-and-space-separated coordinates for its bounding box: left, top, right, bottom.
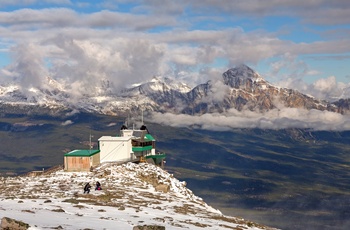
95, 181, 102, 190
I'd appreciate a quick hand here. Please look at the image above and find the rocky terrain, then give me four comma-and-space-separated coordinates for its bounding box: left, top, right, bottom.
0, 162, 277, 230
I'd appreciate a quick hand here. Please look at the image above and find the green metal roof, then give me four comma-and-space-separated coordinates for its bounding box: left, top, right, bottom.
146, 153, 166, 165
132, 145, 153, 152
145, 153, 166, 159
145, 134, 155, 141
64, 149, 100, 157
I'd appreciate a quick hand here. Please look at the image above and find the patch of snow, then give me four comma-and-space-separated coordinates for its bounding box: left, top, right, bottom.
0, 162, 276, 230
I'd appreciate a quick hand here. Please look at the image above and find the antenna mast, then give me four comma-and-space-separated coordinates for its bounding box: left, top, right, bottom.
89, 131, 93, 153
141, 107, 144, 125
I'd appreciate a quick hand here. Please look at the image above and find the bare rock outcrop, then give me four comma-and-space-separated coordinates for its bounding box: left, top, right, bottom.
1, 217, 30, 230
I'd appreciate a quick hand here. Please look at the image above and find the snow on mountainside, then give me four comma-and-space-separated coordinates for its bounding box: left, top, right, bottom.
0, 76, 69, 108
0, 162, 276, 230
0, 64, 348, 116
218, 65, 336, 112
124, 76, 192, 95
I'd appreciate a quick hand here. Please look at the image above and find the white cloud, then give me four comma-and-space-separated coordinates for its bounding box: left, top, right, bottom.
263, 53, 350, 101
65, 109, 79, 116
201, 80, 230, 103
61, 120, 73, 126
276, 75, 350, 102
0, 1, 349, 105
150, 107, 350, 131
0, 8, 176, 31
3, 43, 50, 98
313, 76, 338, 93
188, 0, 350, 25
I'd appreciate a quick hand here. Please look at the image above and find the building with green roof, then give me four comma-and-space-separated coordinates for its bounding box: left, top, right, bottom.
64, 124, 166, 172
64, 149, 100, 172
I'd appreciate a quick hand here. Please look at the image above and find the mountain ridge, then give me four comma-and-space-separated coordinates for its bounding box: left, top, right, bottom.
0, 64, 348, 116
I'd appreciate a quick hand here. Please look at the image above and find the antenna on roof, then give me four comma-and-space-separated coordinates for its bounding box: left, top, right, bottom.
141, 107, 144, 125
140, 105, 149, 133
127, 113, 131, 127
89, 131, 93, 154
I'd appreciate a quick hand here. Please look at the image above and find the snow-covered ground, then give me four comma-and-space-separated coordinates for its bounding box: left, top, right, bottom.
0, 163, 276, 230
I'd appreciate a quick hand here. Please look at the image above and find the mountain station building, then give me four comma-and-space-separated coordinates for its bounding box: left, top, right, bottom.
64, 125, 165, 172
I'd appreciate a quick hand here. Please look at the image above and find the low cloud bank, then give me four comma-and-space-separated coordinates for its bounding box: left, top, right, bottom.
150, 108, 350, 131
61, 120, 73, 126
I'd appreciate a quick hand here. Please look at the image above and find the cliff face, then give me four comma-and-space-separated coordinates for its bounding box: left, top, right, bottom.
189, 64, 334, 113
0, 162, 277, 230
333, 98, 350, 114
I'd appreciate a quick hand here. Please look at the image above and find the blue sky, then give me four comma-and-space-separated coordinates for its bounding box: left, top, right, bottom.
0, 0, 350, 101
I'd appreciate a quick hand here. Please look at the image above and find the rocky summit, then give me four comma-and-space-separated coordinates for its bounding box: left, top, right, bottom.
0, 162, 277, 230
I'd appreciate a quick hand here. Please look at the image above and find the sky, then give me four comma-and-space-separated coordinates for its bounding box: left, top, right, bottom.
0, 0, 350, 101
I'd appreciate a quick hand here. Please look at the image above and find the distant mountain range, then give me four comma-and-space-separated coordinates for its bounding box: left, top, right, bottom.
0, 64, 349, 115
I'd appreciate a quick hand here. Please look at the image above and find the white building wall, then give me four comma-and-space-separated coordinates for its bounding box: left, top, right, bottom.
98, 136, 133, 163
121, 130, 133, 137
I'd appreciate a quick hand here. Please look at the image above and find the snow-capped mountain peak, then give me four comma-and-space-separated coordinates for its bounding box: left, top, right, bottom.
0, 64, 348, 116
161, 76, 192, 93
120, 76, 192, 97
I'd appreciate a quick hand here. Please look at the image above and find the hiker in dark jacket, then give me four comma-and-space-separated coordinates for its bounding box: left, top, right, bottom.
84, 182, 91, 194
95, 181, 102, 190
